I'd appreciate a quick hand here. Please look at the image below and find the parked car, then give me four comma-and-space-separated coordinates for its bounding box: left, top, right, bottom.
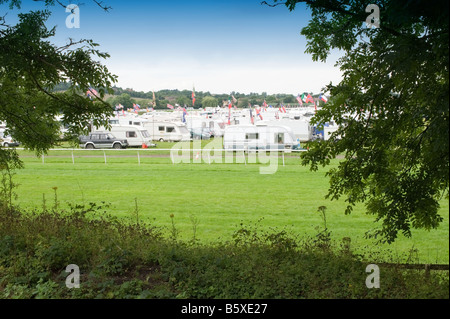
79, 132, 128, 149
97, 125, 155, 148
0, 130, 20, 147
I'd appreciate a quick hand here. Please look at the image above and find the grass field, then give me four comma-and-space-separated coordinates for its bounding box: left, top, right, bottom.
11, 146, 449, 264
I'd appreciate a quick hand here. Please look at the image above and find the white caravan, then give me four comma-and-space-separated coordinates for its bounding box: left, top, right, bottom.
323, 121, 340, 141
94, 125, 153, 148
266, 119, 313, 142
223, 124, 297, 151
143, 121, 191, 142
185, 116, 226, 137
108, 116, 148, 127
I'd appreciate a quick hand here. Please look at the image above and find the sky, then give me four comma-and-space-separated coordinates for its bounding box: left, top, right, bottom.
2, 0, 344, 95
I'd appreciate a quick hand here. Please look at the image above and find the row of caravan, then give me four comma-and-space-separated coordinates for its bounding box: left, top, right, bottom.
88, 115, 340, 149
106, 116, 226, 142
92, 121, 191, 148
89, 123, 302, 151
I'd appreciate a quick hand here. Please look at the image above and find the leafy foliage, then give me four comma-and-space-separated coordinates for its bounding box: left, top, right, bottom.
0, 205, 448, 299
0, 2, 117, 160
266, 0, 449, 243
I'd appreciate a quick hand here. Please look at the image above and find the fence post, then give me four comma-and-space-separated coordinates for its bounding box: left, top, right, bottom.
72, 151, 75, 165
425, 264, 431, 279
137, 151, 141, 166
103, 151, 107, 165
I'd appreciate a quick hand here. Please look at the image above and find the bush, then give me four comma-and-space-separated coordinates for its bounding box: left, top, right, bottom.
0, 204, 448, 299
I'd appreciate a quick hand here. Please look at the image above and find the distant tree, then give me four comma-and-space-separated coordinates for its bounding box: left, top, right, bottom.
265, 95, 277, 104
175, 96, 190, 107
282, 95, 296, 104
109, 93, 136, 109
202, 96, 219, 108
0, 0, 116, 167
238, 97, 250, 108
266, 0, 449, 243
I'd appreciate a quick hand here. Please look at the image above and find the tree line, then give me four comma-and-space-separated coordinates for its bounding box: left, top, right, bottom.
109, 87, 321, 110
53, 82, 321, 110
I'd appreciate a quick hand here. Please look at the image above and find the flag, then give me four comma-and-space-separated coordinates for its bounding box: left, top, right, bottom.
228, 99, 233, 109
301, 93, 307, 103
249, 109, 254, 125
256, 108, 263, 120
192, 87, 196, 106
152, 91, 156, 107
280, 104, 287, 113
296, 94, 303, 106
182, 108, 187, 123
263, 100, 268, 108
167, 104, 174, 109
231, 95, 238, 109
305, 94, 314, 104
319, 93, 328, 103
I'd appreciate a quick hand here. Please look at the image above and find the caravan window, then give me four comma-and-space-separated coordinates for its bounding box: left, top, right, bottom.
275, 133, 284, 144
166, 127, 175, 133
109, 119, 119, 125
158, 126, 165, 132
141, 130, 150, 138
126, 131, 137, 138
245, 133, 259, 140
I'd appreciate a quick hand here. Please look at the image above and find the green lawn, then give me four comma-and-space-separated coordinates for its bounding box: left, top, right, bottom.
12, 149, 449, 264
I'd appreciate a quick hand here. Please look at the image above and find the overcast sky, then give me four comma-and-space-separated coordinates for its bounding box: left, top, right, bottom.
3, 0, 343, 95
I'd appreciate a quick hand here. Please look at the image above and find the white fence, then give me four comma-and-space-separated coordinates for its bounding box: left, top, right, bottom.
16, 148, 307, 166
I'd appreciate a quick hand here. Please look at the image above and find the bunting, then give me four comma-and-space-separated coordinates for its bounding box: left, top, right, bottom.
296, 94, 303, 106
319, 93, 328, 103
256, 108, 263, 120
